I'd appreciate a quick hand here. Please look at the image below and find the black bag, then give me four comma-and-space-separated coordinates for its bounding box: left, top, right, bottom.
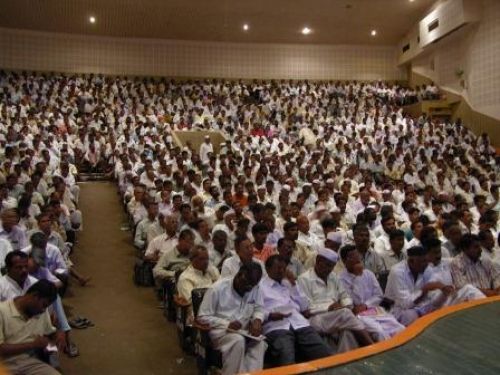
133, 258, 154, 287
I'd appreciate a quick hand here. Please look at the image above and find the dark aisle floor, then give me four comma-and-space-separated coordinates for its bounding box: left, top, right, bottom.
59, 182, 196, 375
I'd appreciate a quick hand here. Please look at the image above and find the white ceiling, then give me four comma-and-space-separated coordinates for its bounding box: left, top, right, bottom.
0, 0, 436, 45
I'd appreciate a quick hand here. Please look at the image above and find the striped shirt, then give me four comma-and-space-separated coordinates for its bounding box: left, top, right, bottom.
450, 253, 500, 290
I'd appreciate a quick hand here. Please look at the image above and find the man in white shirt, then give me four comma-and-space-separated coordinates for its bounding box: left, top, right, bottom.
385, 246, 453, 326
298, 248, 374, 351
0, 279, 60, 375
423, 238, 485, 306
374, 216, 407, 256
134, 201, 160, 250
382, 229, 407, 271
199, 136, 213, 164
260, 254, 333, 366
144, 215, 179, 261
339, 245, 405, 341
353, 224, 386, 277
221, 237, 264, 278
208, 230, 232, 270
0, 251, 38, 301
197, 263, 266, 375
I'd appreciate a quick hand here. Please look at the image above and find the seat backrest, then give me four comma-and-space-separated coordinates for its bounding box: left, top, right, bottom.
377, 271, 390, 292
192, 288, 208, 317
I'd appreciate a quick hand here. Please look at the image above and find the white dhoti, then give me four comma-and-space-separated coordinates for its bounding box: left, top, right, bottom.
70, 210, 83, 230
209, 329, 267, 375
70, 185, 80, 203
357, 313, 405, 341
309, 308, 365, 352
443, 284, 485, 306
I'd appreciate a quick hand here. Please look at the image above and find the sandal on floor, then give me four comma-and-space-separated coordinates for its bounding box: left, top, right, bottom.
69, 318, 88, 329
75, 316, 95, 328
65, 342, 80, 358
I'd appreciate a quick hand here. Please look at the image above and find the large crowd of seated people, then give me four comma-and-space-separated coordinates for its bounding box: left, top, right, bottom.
0, 70, 499, 375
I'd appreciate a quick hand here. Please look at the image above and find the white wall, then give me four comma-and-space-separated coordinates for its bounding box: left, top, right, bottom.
0, 27, 405, 81
411, 0, 500, 120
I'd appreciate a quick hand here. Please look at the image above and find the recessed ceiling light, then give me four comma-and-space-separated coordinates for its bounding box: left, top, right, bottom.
371, 29, 377, 36
243, 24, 249, 31
89, 16, 96, 24
409, 0, 415, 2
302, 27, 312, 35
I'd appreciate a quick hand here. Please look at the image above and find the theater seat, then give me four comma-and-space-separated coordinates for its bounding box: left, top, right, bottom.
192, 288, 222, 375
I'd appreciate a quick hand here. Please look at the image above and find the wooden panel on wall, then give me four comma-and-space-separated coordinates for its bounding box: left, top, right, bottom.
0, 27, 405, 81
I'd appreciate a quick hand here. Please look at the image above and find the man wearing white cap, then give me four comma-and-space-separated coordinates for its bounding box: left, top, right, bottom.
298, 247, 374, 352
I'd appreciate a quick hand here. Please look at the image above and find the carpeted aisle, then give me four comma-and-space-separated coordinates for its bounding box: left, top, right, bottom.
59, 182, 196, 375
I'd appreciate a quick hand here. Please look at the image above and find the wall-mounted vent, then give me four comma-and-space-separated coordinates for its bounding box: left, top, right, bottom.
428, 19, 439, 32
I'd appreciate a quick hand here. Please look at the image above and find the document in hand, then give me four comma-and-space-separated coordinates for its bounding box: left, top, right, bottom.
227, 328, 266, 341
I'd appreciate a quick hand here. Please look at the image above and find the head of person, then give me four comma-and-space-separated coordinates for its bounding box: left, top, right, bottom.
265, 254, 288, 283
340, 244, 363, 276
325, 231, 343, 252
359, 189, 371, 206
233, 262, 263, 297
410, 220, 424, 239
0, 209, 19, 231
283, 221, 299, 241
251, 223, 269, 245
36, 212, 52, 234
147, 201, 159, 218
352, 223, 370, 252
458, 234, 482, 263
177, 229, 195, 256
190, 245, 210, 273
423, 238, 443, 266
314, 247, 338, 280
164, 215, 179, 236
5, 250, 29, 286
235, 236, 253, 264
443, 221, 462, 246
389, 229, 405, 254
276, 237, 294, 262
381, 215, 396, 234
235, 218, 250, 237
212, 230, 228, 252
296, 215, 310, 234
21, 280, 58, 318
407, 246, 429, 275
478, 229, 494, 250
30, 231, 48, 251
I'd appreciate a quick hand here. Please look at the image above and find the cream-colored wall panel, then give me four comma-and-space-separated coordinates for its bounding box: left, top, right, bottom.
0, 27, 404, 81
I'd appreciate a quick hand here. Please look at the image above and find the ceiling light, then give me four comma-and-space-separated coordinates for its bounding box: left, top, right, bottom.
89, 16, 96, 24
243, 24, 249, 31
302, 27, 312, 35
371, 29, 377, 36
409, 0, 415, 2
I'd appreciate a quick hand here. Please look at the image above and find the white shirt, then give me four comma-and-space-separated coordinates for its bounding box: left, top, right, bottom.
298, 269, 352, 314
0, 275, 38, 301
385, 261, 433, 315
339, 269, 383, 308
220, 255, 264, 279
144, 233, 178, 258
200, 142, 214, 163
0, 238, 13, 269
198, 277, 264, 329
259, 276, 310, 334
